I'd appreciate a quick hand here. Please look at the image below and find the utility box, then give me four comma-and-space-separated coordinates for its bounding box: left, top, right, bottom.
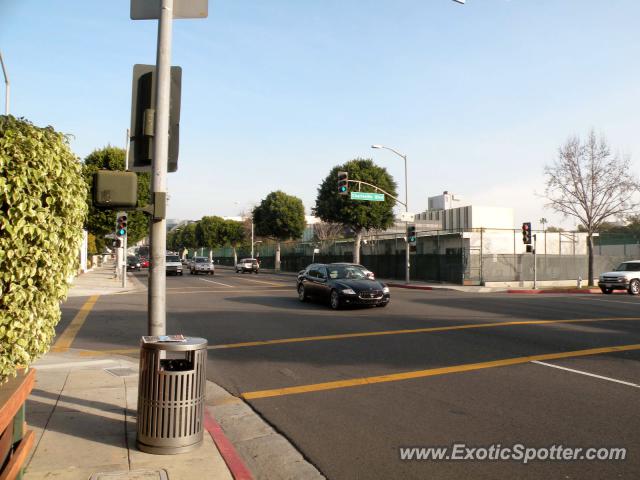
136, 337, 207, 454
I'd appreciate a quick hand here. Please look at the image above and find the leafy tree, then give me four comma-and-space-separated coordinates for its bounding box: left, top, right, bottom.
179, 222, 199, 254
544, 130, 640, 285
223, 219, 246, 265
545, 226, 565, 233
82, 146, 150, 252
196, 216, 226, 260
314, 158, 397, 264
0, 116, 87, 381
253, 191, 306, 271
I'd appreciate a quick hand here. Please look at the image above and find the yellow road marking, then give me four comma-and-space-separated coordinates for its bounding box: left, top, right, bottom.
52, 295, 100, 353
77, 316, 640, 357
166, 288, 292, 295
241, 343, 640, 400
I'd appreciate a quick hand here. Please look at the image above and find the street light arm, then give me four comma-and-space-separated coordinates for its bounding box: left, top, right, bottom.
372, 144, 406, 160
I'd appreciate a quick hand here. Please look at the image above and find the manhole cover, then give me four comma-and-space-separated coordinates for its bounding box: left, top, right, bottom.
90, 469, 168, 480
104, 367, 138, 377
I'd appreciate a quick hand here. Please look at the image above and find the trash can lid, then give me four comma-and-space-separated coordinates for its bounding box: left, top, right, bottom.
140, 336, 208, 352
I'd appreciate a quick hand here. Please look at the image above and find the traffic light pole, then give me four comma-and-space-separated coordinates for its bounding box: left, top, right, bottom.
148, 0, 173, 337
533, 234, 537, 290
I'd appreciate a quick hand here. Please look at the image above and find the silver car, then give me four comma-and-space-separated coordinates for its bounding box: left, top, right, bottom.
191, 257, 215, 275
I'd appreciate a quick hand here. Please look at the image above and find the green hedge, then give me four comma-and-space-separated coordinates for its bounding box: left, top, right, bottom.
0, 116, 87, 382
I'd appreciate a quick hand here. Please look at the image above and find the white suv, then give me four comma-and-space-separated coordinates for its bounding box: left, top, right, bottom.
598, 260, 640, 295
191, 257, 215, 275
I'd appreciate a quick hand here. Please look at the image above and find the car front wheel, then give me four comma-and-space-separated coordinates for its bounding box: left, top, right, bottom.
298, 284, 307, 302
628, 279, 640, 295
329, 290, 341, 310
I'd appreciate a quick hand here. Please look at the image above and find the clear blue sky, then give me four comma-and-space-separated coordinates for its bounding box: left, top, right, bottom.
2, 0, 640, 229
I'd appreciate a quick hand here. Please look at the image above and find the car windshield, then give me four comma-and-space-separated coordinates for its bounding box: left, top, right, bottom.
615, 263, 640, 272
196, 258, 207, 263
166, 256, 180, 262
327, 265, 368, 280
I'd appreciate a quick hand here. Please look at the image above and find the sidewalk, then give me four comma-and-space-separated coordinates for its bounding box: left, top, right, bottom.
24, 263, 325, 480
25, 351, 233, 480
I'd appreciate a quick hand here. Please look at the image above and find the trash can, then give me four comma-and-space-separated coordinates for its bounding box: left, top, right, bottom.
136, 336, 208, 454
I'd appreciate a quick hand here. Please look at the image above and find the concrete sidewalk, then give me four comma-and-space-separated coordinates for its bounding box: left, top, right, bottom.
67, 260, 146, 297
24, 352, 233, 480
24, 262, 325, 480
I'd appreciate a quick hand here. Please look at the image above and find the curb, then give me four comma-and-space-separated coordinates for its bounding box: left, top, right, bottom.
386, 283, 434, 291
204, 409, 254, 480
506, 288, 628, 295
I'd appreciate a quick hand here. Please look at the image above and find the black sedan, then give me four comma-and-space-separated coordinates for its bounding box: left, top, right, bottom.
297, 263, 390, 309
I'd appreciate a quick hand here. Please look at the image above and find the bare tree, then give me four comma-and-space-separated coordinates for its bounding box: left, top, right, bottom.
544, 130, 640, 285
313, 222, 343, 241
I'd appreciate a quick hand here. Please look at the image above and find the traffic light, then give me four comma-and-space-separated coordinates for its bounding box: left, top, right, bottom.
522, 222, 532, 244
337, 171, 349, 195
116, 213, 128, 237
130, 64, 182, 173
407, 224, 417, 245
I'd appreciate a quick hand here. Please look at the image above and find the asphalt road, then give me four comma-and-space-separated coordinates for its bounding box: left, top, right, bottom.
59, 267, 640, 479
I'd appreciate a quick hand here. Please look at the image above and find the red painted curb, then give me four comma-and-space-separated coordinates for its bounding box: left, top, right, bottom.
204, 408, 254, 480
506, 289, 610, 294
387, 283, 433, 290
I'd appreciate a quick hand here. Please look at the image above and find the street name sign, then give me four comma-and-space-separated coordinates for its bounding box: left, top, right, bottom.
351, 192, 385, 201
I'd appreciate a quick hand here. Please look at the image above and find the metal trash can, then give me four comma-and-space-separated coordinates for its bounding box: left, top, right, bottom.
136, 336, 207, 454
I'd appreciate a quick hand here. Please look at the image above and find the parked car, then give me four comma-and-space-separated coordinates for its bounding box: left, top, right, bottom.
236, 258, 259, 274
166, 254, 183, 276
139, 256, 149, 268
296, 263, 390, 309
191, 256, 215, 275
598, 260, 640, 294
127, 255, 141, 271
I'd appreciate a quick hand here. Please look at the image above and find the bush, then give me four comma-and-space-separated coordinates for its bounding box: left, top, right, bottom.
0, 116, 87, 382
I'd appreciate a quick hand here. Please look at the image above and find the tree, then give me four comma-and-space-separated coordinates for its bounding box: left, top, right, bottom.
544, 130, 640, 285
179, 222, 199, 254
223, 219, 246, 265
196, 216, 226, 260
82, 146, 150, 252
253, 191, 306, 271
0, 116, 87, 381
314, 158, 397, 264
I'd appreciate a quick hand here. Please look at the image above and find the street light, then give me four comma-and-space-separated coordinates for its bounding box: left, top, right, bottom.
0, 51, 9, 115
371, 144, 411, 285
235, 201, 256, 258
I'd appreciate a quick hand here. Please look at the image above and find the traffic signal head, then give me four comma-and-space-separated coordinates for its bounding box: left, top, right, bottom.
337, 171, 349, 195
117, 213, 128, 237
522, 222, 531, 244
407, 224, 417, 244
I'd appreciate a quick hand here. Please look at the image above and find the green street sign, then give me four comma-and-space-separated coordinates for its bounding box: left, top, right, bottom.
351, 192, 385, 202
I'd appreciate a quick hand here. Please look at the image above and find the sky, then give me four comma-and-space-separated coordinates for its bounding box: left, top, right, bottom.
2, 0, 640, 230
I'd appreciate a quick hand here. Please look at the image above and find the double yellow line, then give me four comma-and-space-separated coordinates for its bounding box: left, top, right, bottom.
242, 343, 640, 400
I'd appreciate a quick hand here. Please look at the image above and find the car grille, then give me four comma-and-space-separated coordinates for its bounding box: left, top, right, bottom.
358, 290, 383, 299
602, 276, 623, 282
167, 265, 180, 271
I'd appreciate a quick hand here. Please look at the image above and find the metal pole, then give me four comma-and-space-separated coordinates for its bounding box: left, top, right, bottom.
122, 234, 127, 288
404, 154, 410, 285
148, 0, 173, 337
251, 220, 254, 258
533, 234, 537, 289
0, 52, 9, 115
125, 128, 131, 171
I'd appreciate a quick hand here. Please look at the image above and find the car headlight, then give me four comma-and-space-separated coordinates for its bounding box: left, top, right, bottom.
619, 277, 628, 282
382, 286, 389, 294
342, 288, 356, 295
